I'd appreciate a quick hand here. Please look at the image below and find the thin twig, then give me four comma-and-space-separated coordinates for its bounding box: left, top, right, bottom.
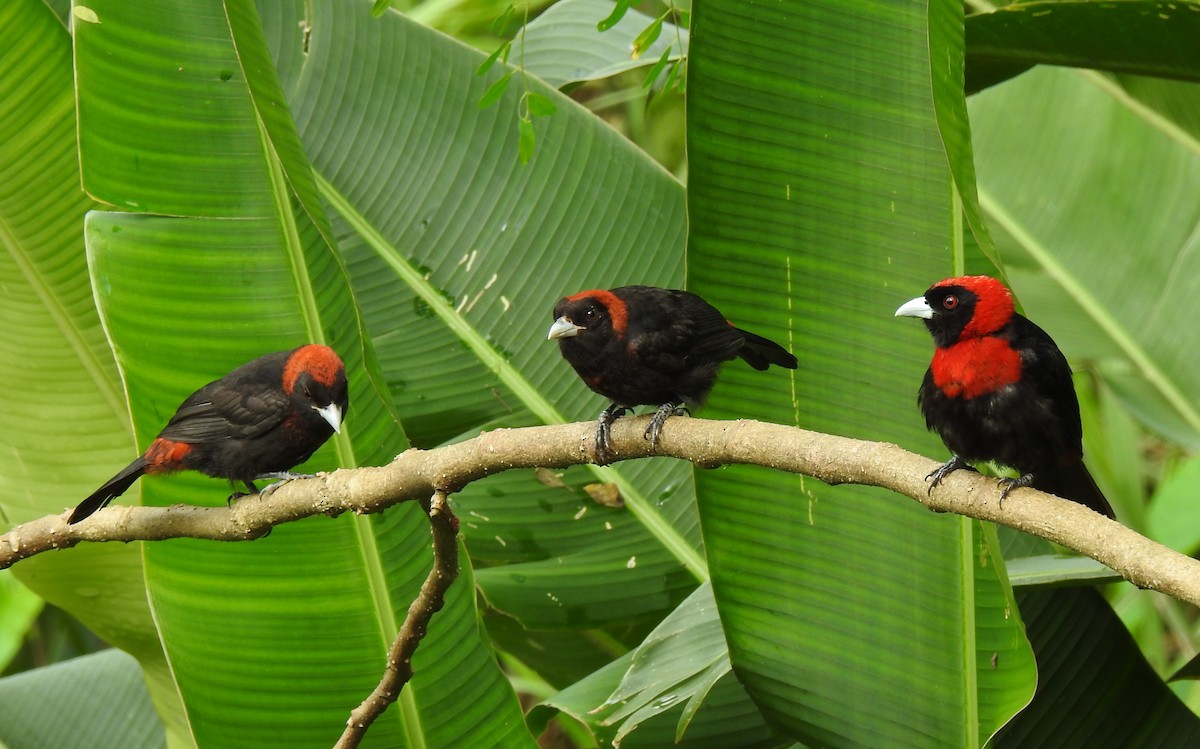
334, 491, 459, 749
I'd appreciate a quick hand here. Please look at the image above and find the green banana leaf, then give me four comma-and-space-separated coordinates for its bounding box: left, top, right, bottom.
686, 0, 1034, 746
0, 2, 191, 744
13, 0, 1200, 745
542, 623, 788, 748
970, 62, 1200, 735
965, 0, 1200, 95
0, 572, 41, 670
972, 66, 1200, 454
71, 0, 570, 745
7, 0, 705, 743
0, 650, 164, 749
676, 2, 1200, 745
1004, 555, 1120, 587
514, 0, 688, 88
262, 0, 705, 644
996, 587, 1200, 747
991, 530, 1200, 746
1147, 455, 1200, 554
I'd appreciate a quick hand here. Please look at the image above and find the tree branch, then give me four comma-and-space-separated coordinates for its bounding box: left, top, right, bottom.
6, 416, 1198, 748
3, 416, 1196, 609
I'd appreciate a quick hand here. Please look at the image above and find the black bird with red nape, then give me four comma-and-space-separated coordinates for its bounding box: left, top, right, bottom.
896, 275, 1115, 518
548, 285, 798, 462
69, 345, 348, 524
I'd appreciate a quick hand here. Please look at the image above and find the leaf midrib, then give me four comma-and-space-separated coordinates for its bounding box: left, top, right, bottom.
255, 113, 421, 740
978, 186, 1200, 435
0, 213, 131, 434
313, 172, 708, 581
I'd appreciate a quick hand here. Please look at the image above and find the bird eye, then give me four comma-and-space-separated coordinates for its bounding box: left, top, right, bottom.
303, 385, 313, 399
942, 295, 958, 310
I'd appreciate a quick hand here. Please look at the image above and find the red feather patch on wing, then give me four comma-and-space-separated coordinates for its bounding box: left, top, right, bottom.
143, 437, 192, 472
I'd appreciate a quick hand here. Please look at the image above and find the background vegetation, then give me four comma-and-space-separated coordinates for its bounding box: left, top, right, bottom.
3, 0, 1200, 747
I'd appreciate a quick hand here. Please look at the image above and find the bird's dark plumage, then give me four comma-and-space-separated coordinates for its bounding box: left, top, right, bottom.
549, 285, 797, 461
896, 275, 1114, 518
69, 345, 348, 524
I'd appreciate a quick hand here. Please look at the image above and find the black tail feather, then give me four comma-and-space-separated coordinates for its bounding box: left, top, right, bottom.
736, 329, 798, 371
69, 456, 148, 524
1033, 461, 1115, 519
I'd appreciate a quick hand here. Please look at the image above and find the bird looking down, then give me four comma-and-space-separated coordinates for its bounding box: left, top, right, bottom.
895, 275, 1115, 518
69, 344, 348, 524
549, 285, 797, 462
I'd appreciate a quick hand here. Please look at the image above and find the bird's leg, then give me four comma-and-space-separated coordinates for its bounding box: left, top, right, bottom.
227, 479, 260, 505
226, 479, 277, 538
925, 454, 975, 494
644, 401, 686, 450
594, 403, 631, 464
995, 472, 1035, 508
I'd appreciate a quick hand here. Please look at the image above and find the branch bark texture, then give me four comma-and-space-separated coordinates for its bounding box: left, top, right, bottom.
2, 417, 1197, 606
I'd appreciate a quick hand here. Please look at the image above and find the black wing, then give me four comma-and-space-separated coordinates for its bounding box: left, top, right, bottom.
684, 314, 747, 366
627, 288, 745, 364
1008, 313, 1083, 449
158, 380, 289, 444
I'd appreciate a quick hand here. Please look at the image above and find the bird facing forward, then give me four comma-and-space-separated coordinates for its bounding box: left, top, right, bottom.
69, 344, 348, 524
548, 285, 797, 462
895, 275, 1115, 518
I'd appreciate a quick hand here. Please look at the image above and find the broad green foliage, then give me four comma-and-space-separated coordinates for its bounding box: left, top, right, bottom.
4, 0, 1200, 747
513, 0, 688, 88
686, 1, 1032, 745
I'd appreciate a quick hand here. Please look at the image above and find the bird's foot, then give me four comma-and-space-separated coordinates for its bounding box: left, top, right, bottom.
256, 471, 311, 483
996, 473, 1035, 509
254, 472, 315, 500
594, 404, 631, 464
925, 455, 974, 494
644, 402, 687, 450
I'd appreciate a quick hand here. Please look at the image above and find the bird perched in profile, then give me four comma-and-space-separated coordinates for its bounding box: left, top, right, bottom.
895, 275, 1114, 518
548, 285, 798, 462
69, 345, 348, 524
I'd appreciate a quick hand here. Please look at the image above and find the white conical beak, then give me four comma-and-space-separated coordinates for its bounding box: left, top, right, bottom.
547, 316, 584, 340
895, 296, 933, 319
314, 402, 343, 434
